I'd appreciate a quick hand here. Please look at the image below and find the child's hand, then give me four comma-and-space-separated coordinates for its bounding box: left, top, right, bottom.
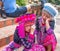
30, 25, 36, 34
26, 4, 31, 12
46, 19, 50, 30
46, 18, 50, 22
46, 17, 52, 22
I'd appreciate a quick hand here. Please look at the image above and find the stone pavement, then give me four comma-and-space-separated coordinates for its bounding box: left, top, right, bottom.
54, 14, 60, 51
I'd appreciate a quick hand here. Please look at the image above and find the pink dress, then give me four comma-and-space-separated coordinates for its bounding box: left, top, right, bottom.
24, 44, 45, 51
35, 17, 57, 51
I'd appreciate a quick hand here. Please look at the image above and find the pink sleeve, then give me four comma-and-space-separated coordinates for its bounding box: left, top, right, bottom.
46, 28, 54, 34
28, 34, 35, 43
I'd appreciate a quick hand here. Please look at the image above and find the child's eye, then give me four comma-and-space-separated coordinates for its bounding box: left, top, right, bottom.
46, 16, 49, 18
47, 16, 50, 18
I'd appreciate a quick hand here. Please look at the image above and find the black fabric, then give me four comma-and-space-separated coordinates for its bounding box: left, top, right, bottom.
35, 18, 40, 31
14, 29, 22, 44
20, 38, 32, 49
36, 18, 55, 33
49, 20, 55, 30
14, 29, 33, 49
0, 9, 2, 15
44, 20, 55, 33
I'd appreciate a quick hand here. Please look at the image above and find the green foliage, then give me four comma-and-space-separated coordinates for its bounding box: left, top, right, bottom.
16, 0, 26, 6
48, 0, 60, 5
16, 0, 60, 5
39, 0, 60, 5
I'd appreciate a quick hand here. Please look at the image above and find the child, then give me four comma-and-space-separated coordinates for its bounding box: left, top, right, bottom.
35, 3, 58, 51
3, 14, 46, 51
23, 3, 58, 51
3, 14, 36, 51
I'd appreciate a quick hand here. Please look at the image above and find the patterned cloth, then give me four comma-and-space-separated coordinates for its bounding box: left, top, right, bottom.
16, 14, 36, 38
3, 14, 36, 51
14, 14, 36, 49
14, 29, 34, 49
23, 44, 45, 51
34, 17, 57, 51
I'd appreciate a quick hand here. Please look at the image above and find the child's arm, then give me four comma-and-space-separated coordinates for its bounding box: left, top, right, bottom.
20, 25, 35, 49
44, 19, 56, 51
14, 25, 35, 49
46, 19, 54, 34
20, 34, 34, 49
14, 28, 34, 49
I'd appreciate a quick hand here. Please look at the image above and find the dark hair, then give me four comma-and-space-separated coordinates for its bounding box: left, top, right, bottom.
36, 18, 55, 32
35, 18, 40, 31
49, 20, 55, 30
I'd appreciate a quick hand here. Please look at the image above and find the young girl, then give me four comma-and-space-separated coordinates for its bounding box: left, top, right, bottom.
3, 14, 36, 51
35, 3, 58, 51
3, 14, 46, 51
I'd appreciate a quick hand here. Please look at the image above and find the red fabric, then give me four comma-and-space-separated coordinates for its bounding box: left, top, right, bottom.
29, 34, 34, 39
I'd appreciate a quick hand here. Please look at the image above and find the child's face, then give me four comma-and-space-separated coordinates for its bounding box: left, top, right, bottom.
25, 21, 34, 32
42, 10, 52, 21
25, 25, 31, 32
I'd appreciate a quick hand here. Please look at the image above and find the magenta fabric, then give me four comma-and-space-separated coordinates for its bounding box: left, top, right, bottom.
24, 44, 46, 51
34, 17, 57, 51
16, 15, 57, 51
16, 14, 36, 23
17, 22, 25, 38
16, 14, 36, 38
43, 34, 57, 51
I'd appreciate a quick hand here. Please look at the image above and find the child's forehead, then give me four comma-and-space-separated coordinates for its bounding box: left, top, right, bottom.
42, 10, 52, 17
42, 10, 48, 14
24, 21, 35, 26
